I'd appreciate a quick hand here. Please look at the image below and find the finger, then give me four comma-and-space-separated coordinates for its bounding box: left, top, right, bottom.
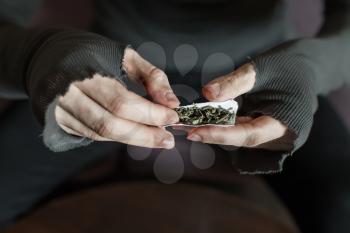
141, 67, 180, 108
58, 84, 175, 149
74, 74, 179, 126
235, 116, 254, 124
171, 126, 192, 132
123, 48, 180, 108
187, 116, 288, 148
59, 124, 83, 137
55, 105, 111, 141
171, 118, 254, 133
202, 63, 256, 101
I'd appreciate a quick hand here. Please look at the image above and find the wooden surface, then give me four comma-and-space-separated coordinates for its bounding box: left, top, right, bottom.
4, 182, 300, 233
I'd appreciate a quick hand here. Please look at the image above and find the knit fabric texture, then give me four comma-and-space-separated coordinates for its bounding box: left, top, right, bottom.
234, 51, 318, 174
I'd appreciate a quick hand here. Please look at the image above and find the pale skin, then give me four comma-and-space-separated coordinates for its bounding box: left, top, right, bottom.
56, 48, 295, 151
186, 63, 296, 151
56, 48, 180, 149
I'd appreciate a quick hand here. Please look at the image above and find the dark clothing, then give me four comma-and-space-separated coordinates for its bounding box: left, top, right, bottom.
267, 98, 350, 233
0, 0, 349, 169
0, 98, 349, 233
0, 102, 123, 226
0, 0, 349, 230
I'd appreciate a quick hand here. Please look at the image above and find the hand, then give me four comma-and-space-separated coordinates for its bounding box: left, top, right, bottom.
186, 63, 295, 151
55, 48, 180, 149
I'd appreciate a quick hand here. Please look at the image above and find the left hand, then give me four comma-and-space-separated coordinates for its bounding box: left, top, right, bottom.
184, 63, 295, 151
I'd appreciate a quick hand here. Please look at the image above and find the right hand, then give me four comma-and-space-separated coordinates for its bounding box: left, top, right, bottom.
55, 48, 180, 149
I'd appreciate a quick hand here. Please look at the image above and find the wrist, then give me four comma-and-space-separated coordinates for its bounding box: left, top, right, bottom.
243, 52, 318, 153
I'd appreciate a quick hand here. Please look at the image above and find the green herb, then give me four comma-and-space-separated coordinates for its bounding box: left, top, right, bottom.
175, 104, 235, 125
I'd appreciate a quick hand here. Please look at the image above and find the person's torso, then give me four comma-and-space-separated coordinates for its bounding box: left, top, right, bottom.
93, 0, 293, 94
1, 0, 296, 97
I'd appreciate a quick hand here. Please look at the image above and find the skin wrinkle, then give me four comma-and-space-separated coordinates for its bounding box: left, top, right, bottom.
188, 63, 291, 152
55, 52, 178, 149
0, 0, 348, 177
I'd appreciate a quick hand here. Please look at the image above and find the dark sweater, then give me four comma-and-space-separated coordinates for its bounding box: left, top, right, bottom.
0, 0, 349, 173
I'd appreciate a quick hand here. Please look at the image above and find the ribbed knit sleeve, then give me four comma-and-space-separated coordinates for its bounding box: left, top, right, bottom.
26, 29, 127, 125
249, 53, 318, 152
236, 0, 350, 174
0, 25, 127, 151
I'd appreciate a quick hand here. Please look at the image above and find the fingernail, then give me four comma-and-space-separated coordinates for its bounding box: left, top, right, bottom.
187, 134, 202, 142
165, 92, 179, 104
206, 83, 220, 98
162, 136, 174, 148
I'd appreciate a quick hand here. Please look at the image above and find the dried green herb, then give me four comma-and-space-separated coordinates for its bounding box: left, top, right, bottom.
175, 104, 235, 125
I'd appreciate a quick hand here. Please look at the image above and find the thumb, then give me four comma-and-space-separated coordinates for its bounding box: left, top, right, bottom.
202, 63, 256, 101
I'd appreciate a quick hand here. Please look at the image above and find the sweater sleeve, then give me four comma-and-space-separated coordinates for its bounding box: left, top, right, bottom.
0, 4, 127, 151
235, 0, 350, 174
0, 24, 60, 99
0, 0, 40, 98
257, 0, 350, 95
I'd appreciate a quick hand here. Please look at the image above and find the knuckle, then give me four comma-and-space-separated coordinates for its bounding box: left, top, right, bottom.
244, 132, 260, 147
210, 131, 228, 144
108, 96, 124, 115
58, 95, 68, 106
92, 114, 112, 137
200, 128, 222, 144
95, 122, 111, 138
153, 130, 167, 146
216, 135, 229, 144
201, 129, 212, 140
150, 68, 166, 81
86, 131, 101, 141
58, 95, 64, 103
226, 76, 240, 92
